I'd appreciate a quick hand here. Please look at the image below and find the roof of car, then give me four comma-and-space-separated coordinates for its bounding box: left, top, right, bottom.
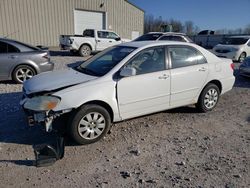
118, 41, 192, 48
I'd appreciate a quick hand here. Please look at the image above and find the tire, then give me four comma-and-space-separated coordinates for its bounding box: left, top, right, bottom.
68, 104, 111, 145
79, 44, 92, 57
196, 83, 220, 113
13, 65, 36, 84
238, 52, 246, 63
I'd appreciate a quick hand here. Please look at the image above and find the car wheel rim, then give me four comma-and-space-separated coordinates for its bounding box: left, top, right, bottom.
78, 112, 106, 140
204, 88, 218, 109
82, 47, 90, 56
16, 68, 34, 83
239, 54, 246, 63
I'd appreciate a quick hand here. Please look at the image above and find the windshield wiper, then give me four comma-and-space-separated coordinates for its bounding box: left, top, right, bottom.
76, 66, 101, 76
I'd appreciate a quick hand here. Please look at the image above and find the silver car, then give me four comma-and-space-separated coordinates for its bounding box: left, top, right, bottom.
0, 38, 54, 83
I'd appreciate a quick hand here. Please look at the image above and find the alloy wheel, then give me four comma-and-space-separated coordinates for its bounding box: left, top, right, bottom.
204, 88, 218, 109
78, 112, 106, 140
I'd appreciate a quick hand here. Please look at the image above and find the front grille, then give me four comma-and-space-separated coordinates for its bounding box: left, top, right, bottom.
215, 49, 230, 53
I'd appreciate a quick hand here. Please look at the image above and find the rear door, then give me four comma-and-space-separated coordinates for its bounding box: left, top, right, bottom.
0, 41, 20, 79
117, 46, 171, 119
168, 45, 209, 107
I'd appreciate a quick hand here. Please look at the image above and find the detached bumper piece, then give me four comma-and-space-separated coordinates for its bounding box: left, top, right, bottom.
33, 134, 65, 167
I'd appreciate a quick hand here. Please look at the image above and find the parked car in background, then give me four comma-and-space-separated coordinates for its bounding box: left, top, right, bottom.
212, 36, 250, 62
21, 41, 235, 145
59, 29, 129, 57
239, 56, 250, 77
134, 32, 193, 42
0, 38, 54, 83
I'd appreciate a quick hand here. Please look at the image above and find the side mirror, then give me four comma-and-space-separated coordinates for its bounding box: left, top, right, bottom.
115, 37, 121, 41
120, 67, 136, 77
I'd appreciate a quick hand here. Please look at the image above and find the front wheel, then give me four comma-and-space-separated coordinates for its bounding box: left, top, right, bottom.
196, 84, 220, 112
68, 105, 111, 145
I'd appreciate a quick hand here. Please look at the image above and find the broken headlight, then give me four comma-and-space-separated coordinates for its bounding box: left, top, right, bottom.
24, 96, 60, 112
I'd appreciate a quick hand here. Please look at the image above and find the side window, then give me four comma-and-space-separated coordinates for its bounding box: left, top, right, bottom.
97, 31, 108, 39
169, 46, 206, 69
108, 32, 119, 40
125, 47, 166, 75
83, 30, 94, 38
159, 36, 172, 41
0, 41, 8, 53
0, 42, 19, 53
171, 36, 186, 42
7, 44, 20, 53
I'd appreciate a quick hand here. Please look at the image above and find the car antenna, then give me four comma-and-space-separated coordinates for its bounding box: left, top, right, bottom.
3, 30, 19, 38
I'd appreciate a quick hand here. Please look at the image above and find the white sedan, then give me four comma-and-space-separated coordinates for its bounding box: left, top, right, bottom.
21, 41, 235, 144
213, 36, 250, 62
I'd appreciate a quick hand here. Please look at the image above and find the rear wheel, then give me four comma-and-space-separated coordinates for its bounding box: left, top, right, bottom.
238, 52, 246, 63
13, 65, 36, 84
68, 105, 111, 145
79, 45, 91, 57
196, 83, 220, 112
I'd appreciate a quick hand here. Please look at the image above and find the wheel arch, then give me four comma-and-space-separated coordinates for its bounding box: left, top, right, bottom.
79, 43, 93, 51
203, 79, 222, 94
80, 100, 114, 123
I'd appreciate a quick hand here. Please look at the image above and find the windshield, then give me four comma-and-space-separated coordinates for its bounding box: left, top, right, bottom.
134, 33, 163, 41
221, 37, 249, 45
77, 46, 136, 76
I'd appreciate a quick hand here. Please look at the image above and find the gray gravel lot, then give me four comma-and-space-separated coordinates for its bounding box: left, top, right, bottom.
0, 50, 249, 188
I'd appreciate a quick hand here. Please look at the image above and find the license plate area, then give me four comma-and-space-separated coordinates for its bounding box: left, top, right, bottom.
27, 113, 46, 126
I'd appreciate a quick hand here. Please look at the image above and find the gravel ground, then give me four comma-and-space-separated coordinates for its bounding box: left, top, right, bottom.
0, 50, 249, 188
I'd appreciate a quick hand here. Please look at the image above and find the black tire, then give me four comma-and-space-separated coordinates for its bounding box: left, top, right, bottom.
79, 44, 91, 57
196, 83, 220, 113
238, 52, 246, 63
68, 104, 111, 145
13, 65, 36, 84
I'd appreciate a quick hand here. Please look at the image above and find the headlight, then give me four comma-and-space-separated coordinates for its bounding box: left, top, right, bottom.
24, 96, 60, 111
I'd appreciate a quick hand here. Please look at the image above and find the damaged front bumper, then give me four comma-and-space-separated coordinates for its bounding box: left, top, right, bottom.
20, 96, 71, 132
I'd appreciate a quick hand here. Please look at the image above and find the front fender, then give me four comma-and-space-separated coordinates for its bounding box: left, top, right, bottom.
52, 80, 121, 121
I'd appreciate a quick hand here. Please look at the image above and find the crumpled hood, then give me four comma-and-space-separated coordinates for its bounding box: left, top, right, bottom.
23, 68, 97, 94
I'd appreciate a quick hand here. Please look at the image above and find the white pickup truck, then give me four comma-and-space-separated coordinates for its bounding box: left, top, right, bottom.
59, 29, 127, 57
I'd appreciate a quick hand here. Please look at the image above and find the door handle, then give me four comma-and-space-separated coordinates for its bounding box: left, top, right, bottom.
97, 40, 101, 42
158, 74, 169, 79
198, 67, 206, 72
109, 41, 112, 43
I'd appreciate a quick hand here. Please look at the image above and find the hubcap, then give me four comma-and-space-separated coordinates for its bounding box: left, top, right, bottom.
16, 68, 34, 83
82, 46, 90, 56
204, 88, 218, 109
78, 112, 106, 140
239, 53, 246, 63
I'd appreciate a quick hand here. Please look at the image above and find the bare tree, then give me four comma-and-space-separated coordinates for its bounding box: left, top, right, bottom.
184, 21, 194, 35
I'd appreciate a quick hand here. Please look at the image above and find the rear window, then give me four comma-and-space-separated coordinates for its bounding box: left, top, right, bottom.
134, 33, 163, 41
83, 30, 94, 37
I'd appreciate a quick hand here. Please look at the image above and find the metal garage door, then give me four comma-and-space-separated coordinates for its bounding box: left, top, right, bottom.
74, 10, 106, 35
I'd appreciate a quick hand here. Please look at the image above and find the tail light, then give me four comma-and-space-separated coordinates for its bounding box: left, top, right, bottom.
230, 63, 234, 70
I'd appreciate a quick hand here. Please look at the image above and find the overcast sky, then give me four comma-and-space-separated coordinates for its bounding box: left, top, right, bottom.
130, 0, 250, 30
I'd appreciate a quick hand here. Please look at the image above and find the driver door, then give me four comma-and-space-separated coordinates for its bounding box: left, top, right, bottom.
117, 46, 171, 120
